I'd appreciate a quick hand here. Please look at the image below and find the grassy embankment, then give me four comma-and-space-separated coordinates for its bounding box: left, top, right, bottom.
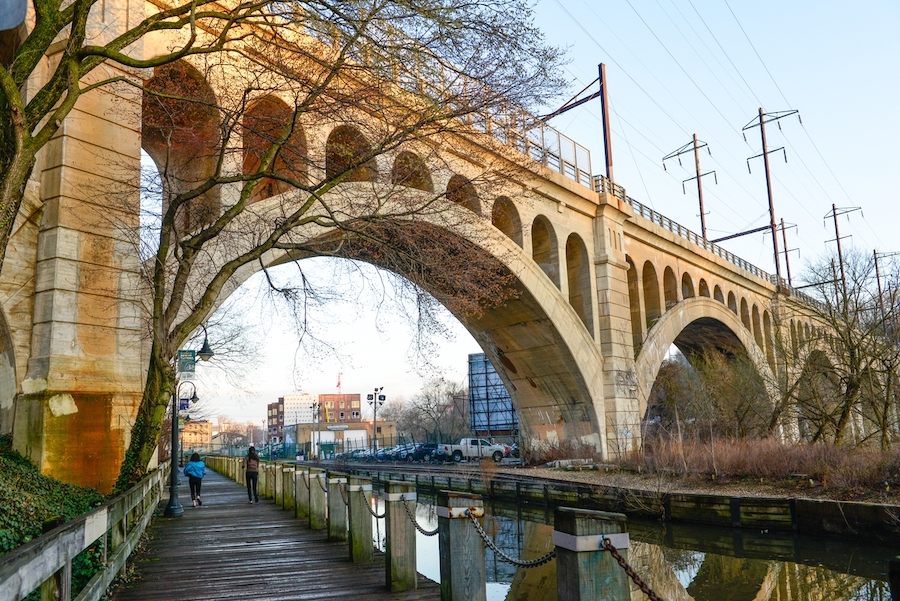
0, 434, 106, 593
533, 438, 900, 504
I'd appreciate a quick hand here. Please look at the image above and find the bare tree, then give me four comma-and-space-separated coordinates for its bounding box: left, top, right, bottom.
80, 0, 563, 490
382, 378, 469, 443
790, 249, 900, 445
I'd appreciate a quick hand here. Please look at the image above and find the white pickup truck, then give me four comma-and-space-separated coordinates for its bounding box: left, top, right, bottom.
439, 438, 507, 462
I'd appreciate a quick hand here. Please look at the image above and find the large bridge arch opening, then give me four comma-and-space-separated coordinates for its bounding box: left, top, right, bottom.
205, 211, 608, 455
635, 298, 773, 430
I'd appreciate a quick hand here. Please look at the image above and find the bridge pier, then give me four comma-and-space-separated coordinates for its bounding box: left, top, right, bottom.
594, 192, 641, 456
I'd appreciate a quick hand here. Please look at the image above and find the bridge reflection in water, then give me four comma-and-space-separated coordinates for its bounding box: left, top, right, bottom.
373, 496, 898, 601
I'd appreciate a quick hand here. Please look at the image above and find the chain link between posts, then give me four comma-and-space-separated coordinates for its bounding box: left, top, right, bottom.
339, 482, 349, 506
360, 489, 385, 519
602, 538, 666, 601
400, 496, 439, 536
301, 472, 309, 487
316, 475, 328, 492
467, 511, 556, 567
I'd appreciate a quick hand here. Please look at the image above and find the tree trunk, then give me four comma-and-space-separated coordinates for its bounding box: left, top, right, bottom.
833, 378, 860, 446
114, 342, 176, 492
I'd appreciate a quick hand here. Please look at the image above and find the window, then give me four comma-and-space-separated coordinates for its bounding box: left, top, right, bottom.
340, 412, 345, 420
352, 411, 359, 419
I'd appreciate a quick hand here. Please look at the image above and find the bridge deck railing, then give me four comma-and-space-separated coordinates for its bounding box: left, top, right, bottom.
388, 59, 594, 191
593, 175, 825, 310
0, 463, 168, 601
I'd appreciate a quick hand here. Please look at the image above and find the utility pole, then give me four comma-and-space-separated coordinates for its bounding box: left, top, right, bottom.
742, 109, 800, 286
599, 63, 614, 182
825, 204, 860, 313
662, 134, 716, 240
542, 63, 613, 182
874, 250, 900, 333
780, 218, 798, 287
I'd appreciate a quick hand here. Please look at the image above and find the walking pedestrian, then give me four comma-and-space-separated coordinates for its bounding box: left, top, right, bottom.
243, 446, 260, 504
183, 452, 206, 507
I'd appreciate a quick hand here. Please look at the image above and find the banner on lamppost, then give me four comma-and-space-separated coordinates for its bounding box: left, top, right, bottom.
176, 350, 196, 379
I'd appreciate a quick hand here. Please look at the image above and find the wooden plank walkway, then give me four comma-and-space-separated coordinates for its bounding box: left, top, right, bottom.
110, 469, 441, 601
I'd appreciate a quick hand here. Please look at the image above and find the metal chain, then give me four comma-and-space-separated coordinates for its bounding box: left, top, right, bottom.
603, 539, 666, 601
301, 472, 309, 487
401, 496, 439, 536
360, 489, 385, 519
467, 512, 556, 568
339, 483, 349, 506
317, 475, 328, 492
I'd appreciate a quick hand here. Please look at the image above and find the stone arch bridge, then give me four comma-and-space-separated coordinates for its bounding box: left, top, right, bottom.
0, 3, 825, 490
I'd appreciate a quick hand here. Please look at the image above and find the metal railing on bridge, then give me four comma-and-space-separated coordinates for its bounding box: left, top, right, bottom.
593, 175, 824, 310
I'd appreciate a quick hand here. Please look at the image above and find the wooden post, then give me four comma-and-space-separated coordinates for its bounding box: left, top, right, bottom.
258, 463, 267, 498
39, 517, 71, 601
283, 468, 295, 511
111, 512, 127, 578
275, 463, 283, 506
328, 474, 349, 541
385, 481, 417, 592
553, 508, 629, 601
348, 475, 374, 563
296, 467, 311, 519
438, 490, 485, 601
309, 470, 327, 530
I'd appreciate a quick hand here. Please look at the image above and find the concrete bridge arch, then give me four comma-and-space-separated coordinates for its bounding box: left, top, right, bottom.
214, 189, 610, 452
635, 296, 774, 419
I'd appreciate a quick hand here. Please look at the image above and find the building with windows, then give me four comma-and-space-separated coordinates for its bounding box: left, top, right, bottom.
318, 393, 362, 423
468, 353, 518, 436
283, 392, 317, 426
267, 401, 284, 443
181, 420, 213, 450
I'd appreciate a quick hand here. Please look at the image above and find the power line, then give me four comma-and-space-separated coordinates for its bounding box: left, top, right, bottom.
623, 0, 742, 135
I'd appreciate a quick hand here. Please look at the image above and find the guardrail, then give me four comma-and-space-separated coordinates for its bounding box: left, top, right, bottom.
593, 175, 825, 310
0, 463, 169, 601
208, 456, 660, 601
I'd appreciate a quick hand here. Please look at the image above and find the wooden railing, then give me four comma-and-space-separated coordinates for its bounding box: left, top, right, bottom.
207, 456, 636, 601
0, 462, 169, 601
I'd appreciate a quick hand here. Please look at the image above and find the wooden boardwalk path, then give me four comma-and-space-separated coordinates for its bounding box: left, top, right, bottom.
110, 469, 441, 601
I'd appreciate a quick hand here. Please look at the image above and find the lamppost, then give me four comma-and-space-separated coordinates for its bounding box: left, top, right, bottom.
367, 387, 385, 455
163, 380, 198, 517
164, 328, 214, 518
309, 402, 321, 460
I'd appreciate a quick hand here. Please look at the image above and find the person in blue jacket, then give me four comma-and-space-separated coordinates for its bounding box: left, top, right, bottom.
183, 452, 206, 507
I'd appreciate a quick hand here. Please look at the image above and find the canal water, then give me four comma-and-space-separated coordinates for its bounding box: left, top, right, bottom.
371, 493, 899, 600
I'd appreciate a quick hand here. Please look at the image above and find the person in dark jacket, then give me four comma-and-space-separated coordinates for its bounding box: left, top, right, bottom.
183, 452, 206, 507
242, 446, 260, 503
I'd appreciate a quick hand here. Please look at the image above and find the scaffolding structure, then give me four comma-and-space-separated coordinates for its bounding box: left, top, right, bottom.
468, 353, 519, 436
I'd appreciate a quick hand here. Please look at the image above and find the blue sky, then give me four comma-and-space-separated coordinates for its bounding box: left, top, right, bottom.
202, 1, 900, 425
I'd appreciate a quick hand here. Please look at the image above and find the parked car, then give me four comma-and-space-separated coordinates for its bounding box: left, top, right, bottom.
396, 443, 418, 461
375, 446, 394, 461
439, 438, 507, 462
409, 443, 439, 462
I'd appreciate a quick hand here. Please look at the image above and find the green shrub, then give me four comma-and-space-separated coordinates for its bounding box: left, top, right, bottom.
0, 444, 104, 556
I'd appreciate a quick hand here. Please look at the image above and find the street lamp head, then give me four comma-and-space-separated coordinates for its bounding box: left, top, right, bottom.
197, 330, 214, 362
